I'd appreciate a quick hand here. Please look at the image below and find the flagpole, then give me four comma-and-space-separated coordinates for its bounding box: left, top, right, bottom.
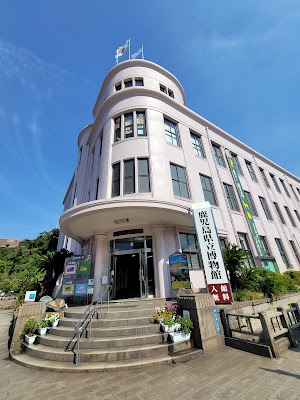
128, 39, 131, 60
141, 44, 144, 60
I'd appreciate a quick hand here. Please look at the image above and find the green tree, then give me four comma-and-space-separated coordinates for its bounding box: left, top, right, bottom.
222, 243, 250, 291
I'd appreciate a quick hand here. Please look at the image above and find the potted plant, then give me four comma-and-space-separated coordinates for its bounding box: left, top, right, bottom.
21, 316, 39, 344
169, 316, 193, 343
37, 319, 49, 335
45, 312, 60, 327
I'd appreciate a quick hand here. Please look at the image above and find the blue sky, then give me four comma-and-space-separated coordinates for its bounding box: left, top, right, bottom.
0, 1, 299, 240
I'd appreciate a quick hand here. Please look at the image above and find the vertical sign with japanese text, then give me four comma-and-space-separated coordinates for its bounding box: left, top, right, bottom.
192, 202, 233, 304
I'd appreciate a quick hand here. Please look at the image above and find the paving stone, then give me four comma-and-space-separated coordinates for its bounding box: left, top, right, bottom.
237, 385, 273, 400
211, 383, 246, 400
268, 385, 300, 400
186, 384, 218, 400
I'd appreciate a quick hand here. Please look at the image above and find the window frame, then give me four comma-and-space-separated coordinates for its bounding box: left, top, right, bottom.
123, 158, 135, 194
190, 132, 206, 158
280, 179, 290, 197
237, 232, 256, 268
212, 143, 226, 167
259, 235, 272, 257
179, 232, 202, 270
200, 174, 218, 206
124, 79, 133, 88
135, 78, 144, 86
259, 197, 273, 220
284, 206, 296, 227
230, 153, 243, 175
259, 168, 270, 188
124, 112, 134, 139
137, 158, 150, 193
270, 174, 281, 193
290, 240, 300, 264
170, 163, 190, 199
275, 238, 290, 267
112, 162, 121, 197
164, 118, 181, 147
245, 161, 258, 182
273, 202, 285, 224
223, 183, 240, 212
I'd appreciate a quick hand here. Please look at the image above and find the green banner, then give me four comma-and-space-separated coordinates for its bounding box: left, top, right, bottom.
227, 156, 278, 272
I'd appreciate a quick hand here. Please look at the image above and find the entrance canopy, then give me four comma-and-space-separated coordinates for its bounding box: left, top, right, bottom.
59, 198, 194, 244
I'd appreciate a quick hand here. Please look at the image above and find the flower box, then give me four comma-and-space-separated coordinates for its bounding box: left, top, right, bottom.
169, 332, 191, 343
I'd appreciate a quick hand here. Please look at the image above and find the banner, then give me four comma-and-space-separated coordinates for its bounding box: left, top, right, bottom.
169, 252, 190, 289
192, 202, 233, 304
227, 156, 278, 272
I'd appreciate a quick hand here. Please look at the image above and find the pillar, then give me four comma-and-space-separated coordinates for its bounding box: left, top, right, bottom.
92, 233, 108, 302
151, 224, 167, 299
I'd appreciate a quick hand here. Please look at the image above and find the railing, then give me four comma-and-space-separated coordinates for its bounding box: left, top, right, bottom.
66, 285, 110, 364
220, 302, 300, 358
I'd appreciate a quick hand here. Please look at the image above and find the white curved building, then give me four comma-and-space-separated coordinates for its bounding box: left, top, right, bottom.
59, 60, 300, 300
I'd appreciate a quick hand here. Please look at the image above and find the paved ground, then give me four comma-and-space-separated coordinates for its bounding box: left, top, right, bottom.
1, 310, 300, 400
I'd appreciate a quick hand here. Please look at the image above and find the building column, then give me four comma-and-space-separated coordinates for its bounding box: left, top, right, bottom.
151, 224, 167, 299
92, 233, 108, 302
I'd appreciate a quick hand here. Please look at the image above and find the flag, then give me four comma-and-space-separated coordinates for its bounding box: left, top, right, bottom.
131, 46, 142, 60
115, 40, 130, 61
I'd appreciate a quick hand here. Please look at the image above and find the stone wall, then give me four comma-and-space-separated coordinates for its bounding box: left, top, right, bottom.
0, 296, 17, 310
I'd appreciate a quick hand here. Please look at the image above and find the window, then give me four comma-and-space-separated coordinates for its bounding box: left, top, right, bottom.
224, 183, 240, 211
164, 118, 181, 146
290, 185, 299, 201
115, 82, 122, 91
124, 113, 134, 139
136, 112, 146, 136
190, 132, 205, 158
168, 89, 174, 98
270, 174, 281, 193
200, 174, 217, 206
297, 188, 300, 197
160, 84, 167, 93
280, 179, 290, 197
123, 159, 135, 194
219, 237, 227, 250
138, 158, 150, 192
135, 78, 144, 86
87, 191, 90, 202
275, 238, 290, 267
112, 162, 120, 197
212, 144, 226, 167
179, 233, 202, 270
259, 197, 273, 220
245, 161, 258, 182
244, 191, 257, 216
73, 183, 77, 206
124, 79, 133, 88
91, 147, 95, 172
284, 206, 296, 227
259, 168, 270, 188
78, 147, 82, 166
230, 153, 243, 175
295, 210, 300, 223
273, 202, 285, 224
99, 131, 103, 157
238, 232, 255, 268
170, 164, 189, 198
260, 236, 271, 257
290, 241, 300, 264
95, 178, 99, 200
114, 116, 121, 142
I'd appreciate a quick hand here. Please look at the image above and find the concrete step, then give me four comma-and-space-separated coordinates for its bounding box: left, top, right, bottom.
64, 307, 155, 320
12, 348, 204, 373
22, 342, 170, 362
49, 323, 160, 338
36, 333, 163, 349
59, 316, 152, 328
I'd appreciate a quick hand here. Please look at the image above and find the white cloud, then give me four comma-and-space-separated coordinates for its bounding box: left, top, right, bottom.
0, 39, 70, 88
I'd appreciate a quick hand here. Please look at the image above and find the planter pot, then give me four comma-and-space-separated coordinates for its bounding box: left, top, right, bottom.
51, 320, 59, 328
24, 334, 37, 345
169, 332, 191, 343
161, 324, 176, 333
38, 327, 48, 336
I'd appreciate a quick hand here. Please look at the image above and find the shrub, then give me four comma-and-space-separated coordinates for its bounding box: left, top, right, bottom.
20, 317, 38, 337
234, 289, 265, 302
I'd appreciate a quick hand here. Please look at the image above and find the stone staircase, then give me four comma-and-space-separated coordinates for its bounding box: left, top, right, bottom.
12, 299, 202, 372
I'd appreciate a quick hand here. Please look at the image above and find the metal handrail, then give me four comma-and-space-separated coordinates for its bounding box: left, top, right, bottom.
72, 285, 110, 364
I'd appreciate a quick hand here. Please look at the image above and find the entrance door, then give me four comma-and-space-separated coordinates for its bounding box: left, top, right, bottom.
139, 250, 147, 299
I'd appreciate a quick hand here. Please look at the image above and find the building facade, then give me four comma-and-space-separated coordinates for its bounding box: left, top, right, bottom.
58, 60, 300, 300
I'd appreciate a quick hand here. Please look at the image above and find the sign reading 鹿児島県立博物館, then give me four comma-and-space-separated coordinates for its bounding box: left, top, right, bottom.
192, 202, 233, 304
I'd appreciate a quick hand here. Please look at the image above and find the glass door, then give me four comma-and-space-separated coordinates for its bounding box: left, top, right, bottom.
139, 250, 148, 298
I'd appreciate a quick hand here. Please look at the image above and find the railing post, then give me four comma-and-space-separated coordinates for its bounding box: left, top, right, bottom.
277, 307, 297, 348
220, 309, 232, 338
259, 311, 276, 358
291, 303, 300, 323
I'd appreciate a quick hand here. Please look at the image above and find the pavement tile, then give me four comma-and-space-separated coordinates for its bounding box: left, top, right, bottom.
268, 384, 300, 400
186, 384, 218, 400
237, 385, 273, 400
209, 372, 239, 389
211, 383, 246, 400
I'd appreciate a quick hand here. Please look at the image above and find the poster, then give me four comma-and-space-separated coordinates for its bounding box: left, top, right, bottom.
192, 202, 233, 304
62, 284, 74, 296
64, 262, 76, 275
24, 291, 37, 302
169, 252, 190, 289
75, 283, 88, 295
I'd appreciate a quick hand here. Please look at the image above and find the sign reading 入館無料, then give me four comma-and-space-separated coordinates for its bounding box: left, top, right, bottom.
192, 202, 233, 304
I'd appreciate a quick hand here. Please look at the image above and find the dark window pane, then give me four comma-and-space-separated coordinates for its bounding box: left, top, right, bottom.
138, 158, 148, 174
124, 159, 134, 175
124, 178, 134, 194
172, 180, 181, 197
139, 176, 150, 192
170, 164, 178, 180
179, 182, 189, 198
